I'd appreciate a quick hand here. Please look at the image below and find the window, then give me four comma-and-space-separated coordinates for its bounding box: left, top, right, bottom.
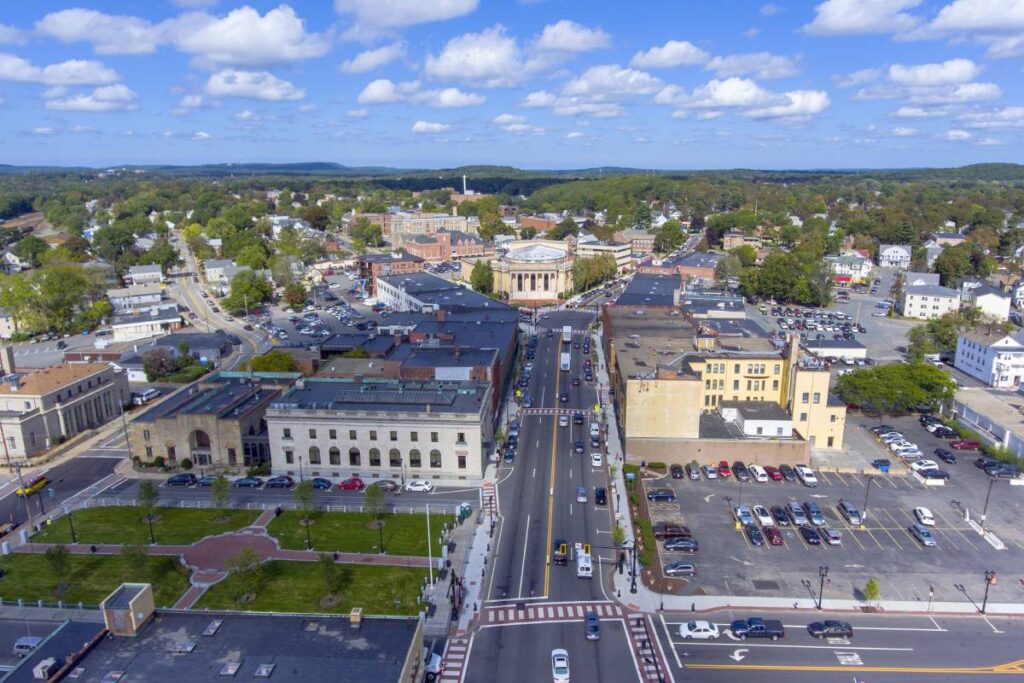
830, 414, 837, 423
431, 432, 439, 443
309, 429, 317, 439
167, 446, 175, 458
143, 430, 150, 441
308, 446, 321, 465
409, 449, 422, 468
349, 430, 357, 440
390, 430, 398, 442
776, 427, 784, 436
734, 364, 740, 373
756, 427, 763, 436
772, 380, 779, 391
369, 448, 381, 467
733, 380, 740, 390
285, 450, 294, 464
706, 380, 712, 390
329, 447, 341, 465
430, 449, 442, 468
799, 412, 808, 422
369, 430, 377, 441
329, 429, 337, 440
774, 364, 780, 375
349, 448, 361, 466
458, 455, 466, 469
283, 428, 292, 439
457, 432, 466, 444
813, 393, 821, 405
389, 448, 401, 467
801, 392, 809, 404
827, 436, 835, 447
145, 446, 153, 459
410, 431, 418, 442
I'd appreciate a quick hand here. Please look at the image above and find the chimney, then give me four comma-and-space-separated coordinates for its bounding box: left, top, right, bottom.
437, 309, 447, 323
0, 345, 14, 375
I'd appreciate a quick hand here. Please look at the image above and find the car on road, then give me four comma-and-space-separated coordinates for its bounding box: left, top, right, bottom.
798, 525, 822, 545
573, 440, 584, 454
405, 480, 434, 493
730, 617, 784, 641
165, 474, 196, 487
559, 392, 569, 403
664, 537, 698, 553
778, 464, 796, 482
585, 611, 600, 641
558, 415, 569, 427
573, 412, 584, 425
837, 499, 863, 525
232, 476, 263, 488
266, 475, 295, 489
910, 522, 937, 547
823, 528, 842, 545
744, 524, 764, 546
664, 561, 696, 577
311, 477, 333, 490
934, 448, 957, 464
576, 486, 587, 503
679, 620, 720, 640
770, 505, 790, 526
807, 620, 853, 639
763, 527, 784, 545
338, 477, 365, 491
670, 464, 684, 479
718, 460, 732, 478
702, 464, 718, 479
571, 378, 581, 387
794, 465, 819, 487
594, 487, 607, 505
591, 452, 603, 467
371, 479, 400, 492
551, 648, 570, 683
647, 488, 676, 502
752, 505, 773, 527
951, 440, 981, 450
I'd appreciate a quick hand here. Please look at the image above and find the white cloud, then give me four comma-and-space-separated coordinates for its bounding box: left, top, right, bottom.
493, 113, 543, 134
742, 89, 831, 119
744, 28, 761, 39
706, 52, 801, 80
179, 94, 204, 108
298, 103, 315, 113
340, 43, 405, 73
760, 3, 784, 15
0, 24, 25, 45
520, 91, 557, 107
411, 120, 450, 133
566, 131, 584, 139
191, 130, 211, 140
45, 84, 137, 111
941, 128, 973, 140
833, 67, 880, 87
357, 78, 414, 104
803, 0, 922, 35
234, 109, 255, 120
888, 58, 979, 86
205, 69, 304, 100
629, 40, 709, 69
334, 0, 478, 39
347, 108, 369, 118
0, 53, 120, 86
976, 137, 1002, 145
682, 77, 778, 108
891, 126, 918, 135
905, 81, 1000, 104
414, 87, 485, 107
356, 79, 483, 107
425, 25, 522, 87
69, 124, 96, 133
533, 20, 610, 53
929, 0, 1024, 32
894, 105, 947, 117
493, 113, 523, 125
562, 64, 662, 100
32, 127, 55, 136
36, 9, 161, 55
958, 106, 1024, 128
665, 77, 830, 122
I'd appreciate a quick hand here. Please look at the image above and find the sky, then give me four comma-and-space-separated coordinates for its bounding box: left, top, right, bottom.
0, 0, 1023, 169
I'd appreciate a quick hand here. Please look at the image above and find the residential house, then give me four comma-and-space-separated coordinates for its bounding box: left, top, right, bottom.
1, 251, 30, 273
899, 284, 960, 320
932, 232, 966, 247
111, 304, 183, 342
955, 329, 1024, 388
877, 244, 912, 269
825, 252, 873, 284
922, 240, 943, 269
722, 231, 763, 251
962, 284, 1011, 322
202, 259, 234, 284
0, 309, 17, 340
106, 283, 164, 313
124, 264, 163, 286
903, 271, 940, 287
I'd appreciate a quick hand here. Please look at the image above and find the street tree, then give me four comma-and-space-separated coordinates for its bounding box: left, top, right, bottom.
470, 260, 493, 294
364, 484, 387, 554
318, 552, 342, 600
283, 282, 307, 308
863, 577, 881, 608
142, 348, 177, 381
835, 362, 958, 415
294, 479, 316, 548
45, 544, 70, 598
211, 475, 231, 521
223, 270, 272, 314
248, 350, 298, 372
225, 547, 263, 606
137, 480, 160, 523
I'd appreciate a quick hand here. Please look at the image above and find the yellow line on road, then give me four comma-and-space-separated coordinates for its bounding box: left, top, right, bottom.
542, 342, 564, 598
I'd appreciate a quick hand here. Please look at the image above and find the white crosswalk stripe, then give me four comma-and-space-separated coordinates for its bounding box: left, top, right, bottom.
481, 601, 622, 626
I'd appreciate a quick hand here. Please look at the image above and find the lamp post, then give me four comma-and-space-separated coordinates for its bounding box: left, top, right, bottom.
862, 475, 875, 520
304, 513, 312, 550
980, 478, 997, 530
981, 570, 996, 614
146, 513, 156, 544
817, 566, 829, 610
67, 507, 77, 544
927, 584, 934, 613
629, 542, 638, 594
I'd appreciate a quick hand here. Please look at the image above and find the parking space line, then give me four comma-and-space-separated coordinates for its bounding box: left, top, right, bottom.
872, 510, 906, 550
849, 476, 865, 488
831, 471, 848, 486
843, 524, 866, 550
817, 471, 833, 486
859, 526, 888, 550
881, 508, 919, 548
931, 509, 978, 550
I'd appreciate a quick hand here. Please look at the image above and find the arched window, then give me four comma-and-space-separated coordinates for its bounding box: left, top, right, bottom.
329, 447, 340, 465
408, 449, 421, 468
349, 447, 360, 466
369, 448, 381, 467
429, 449, 442, 468
390, 448, 402, 467
308, 446, 321, 465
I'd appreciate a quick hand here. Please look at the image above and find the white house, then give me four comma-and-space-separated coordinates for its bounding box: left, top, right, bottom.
962, 285, 1011, 322
124, 264, 163, 286
932, 232, 966, 247
1011, 279, 1024, 309
955, 329, 1024, 388
922, 240, 943, 269
106, 283, 164, 313
903, 271, 940, 287
825, 253, 873, 282
110, 304, 183, 342
878, 244, 912, 269
900, 284, 960, 320
203, 259, 235, 284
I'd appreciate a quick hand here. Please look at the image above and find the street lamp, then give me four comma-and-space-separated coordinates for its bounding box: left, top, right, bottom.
66, 508, 77, 544
862, 475, 875, 520
817, 566, 829, 610
146, 513, 156, 544
981, 570, 996, 614
629, 542, 638, 594
981, 478, 997, 530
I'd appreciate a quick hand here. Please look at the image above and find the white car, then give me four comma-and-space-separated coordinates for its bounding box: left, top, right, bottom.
679, 620, 720, 640
752, 505, 774, 527
795, 465, 819, 487
404, 480, 434, 493
910, 460, 939, 473
590, 452, 603, 467
748, 464, 769, 483
551, 648, 570, 683
914, 507, 936, 526
558, 415, 569, 428
880, 433, 906, 444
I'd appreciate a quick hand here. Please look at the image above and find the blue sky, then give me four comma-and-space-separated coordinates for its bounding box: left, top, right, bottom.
1, 0, 1022, 169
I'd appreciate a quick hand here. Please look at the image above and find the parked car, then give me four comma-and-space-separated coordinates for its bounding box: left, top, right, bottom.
703, 464, 718, 479
594, 487, 607, 505
664, 561, 696, 577
311, 477, 333, 490
730, 617, 784, 641
778, 464, 796, 482
985, 463, 1021, 478
934, 448, 957, 464
763, 527, 784, 545
232, 476, 263, 488
752, 505, 773, 527
371, 479, 400, 492
764, 465, 783, 481
647, 488, 676, 502
732, 461, 750, 482
799, 525, 822, 545
670, 464, 685, 479
802, 502, 826, 526
807, 620, 853, 639
678, 620, 720, 640
975, 456, 1000, 469
664, 537, 699, 553
823, 528, 842, 545
910, 522, 937, 547
733, 505, 755, 526
653, 523, 692, 540
770, 505, 790, 526
920, 468, 951, 480
338, 477, 365, 491
910, 459, 939, 473
686, 462, 701, 480
405, 480, 434, 493
914, 507, 935, 526
166, 473, 197, 487
748, 464, 769, 483
718, 460, 732, 478
837, 499, 863, 525
951, 440, 981, 450
195, 475, 221, 487
744, 524, 765, 546
787, 502, 810, 526
795, 465, 819, 487
266, 475, 295, 489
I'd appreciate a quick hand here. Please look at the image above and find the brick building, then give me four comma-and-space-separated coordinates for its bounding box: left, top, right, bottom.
358, 253, 424, 295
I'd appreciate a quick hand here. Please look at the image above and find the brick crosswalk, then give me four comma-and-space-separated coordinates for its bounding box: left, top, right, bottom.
481, 481, 497, 519
626, 614, 673, 683
438, 637, 470, 683
481, 601, 622, 626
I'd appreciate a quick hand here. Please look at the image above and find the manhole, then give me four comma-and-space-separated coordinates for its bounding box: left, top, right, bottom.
752, 580, 781, 591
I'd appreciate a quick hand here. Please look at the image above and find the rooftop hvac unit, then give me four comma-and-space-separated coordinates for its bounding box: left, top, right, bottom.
33, 658, 59, 680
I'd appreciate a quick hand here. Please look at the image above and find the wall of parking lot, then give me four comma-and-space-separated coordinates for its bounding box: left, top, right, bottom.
625, 436, 809, 466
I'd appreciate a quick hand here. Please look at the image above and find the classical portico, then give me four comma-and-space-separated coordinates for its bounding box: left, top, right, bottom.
491, 241, 574, 304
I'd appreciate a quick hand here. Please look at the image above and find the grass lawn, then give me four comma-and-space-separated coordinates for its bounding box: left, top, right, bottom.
267, 510, 454, 556
195, 560, 427, 616
32, 507, 259, 546
0, 553, 190, 607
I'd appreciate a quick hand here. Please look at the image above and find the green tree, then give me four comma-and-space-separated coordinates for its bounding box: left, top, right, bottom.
235, 243, 269, 270
303, 204, 329, 231
633, 203, 653, 231
223, 270, 272, 314
143, 348, 177, 381
364, 483, 387, 553
120, 543, 148, 579
572, 254, 617, 293
45, 544, 70, 598
653, 219, 683, 254
11, 235, 49, 268
350, 218, 384, 247
863, 577, 881, 607
294, 479, 316, 548
835, 362, 958, 415
730, 244, 758, 267
318, 552, 342, 599
548, 216, 578, 241
520, 227, 538, 240
934, 242, 993, 287
249, 349, 298, 372
225, 547, 263, 606
211, 475, 231, 519
714, 254, 743, 282
138, 480, 160, 523
283, 282, 307, 308
470, 259, 494, 294
137, 239, 179, 271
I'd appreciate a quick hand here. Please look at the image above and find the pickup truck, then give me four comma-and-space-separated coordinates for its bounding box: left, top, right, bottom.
730, 617, 785, 641
652, 523, 693, 540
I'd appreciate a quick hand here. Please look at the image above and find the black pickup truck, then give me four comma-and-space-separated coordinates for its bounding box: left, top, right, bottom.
730, 617, 785, 641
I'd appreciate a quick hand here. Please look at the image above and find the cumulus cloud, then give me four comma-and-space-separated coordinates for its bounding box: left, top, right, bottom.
629, 40, 709, 69
891, 126, 919, 135
425, 25, 523, 87
340, 43, 405, 73
705, 52, 801, 79
566, 131, 584, 139
178, 94, 204, 108
520, 91, 558, 108
894, 105, 948, 117
356, 79, 484, 107
742, 89, 830, 119
357, 78, 416, 104
415, 87, 486, 107
0, 53, 120, 85
941, 128, 973, 140
36, 9, 161, 55
234, 109, 256, 120
347, 108, 368, 118
803, 0, 922, 35
411, 120, 450, 133
334, 0, 478, 40
833, 68, 881, 87
191, 130, 211, 140
905, 81, 1000, 104
905, 1, 1024, 58
660, 77, 830, 122
888, 58, 980, 85
533, 20, 610, 53
492, 113, 544, 134
562, 64, 663, 100
760, 3, 784, 15
958, 106, 1024, 128
32, 127, 55, 136
0, 24, 25, 45
205, 69, 304, 100
45, 84, 137, 111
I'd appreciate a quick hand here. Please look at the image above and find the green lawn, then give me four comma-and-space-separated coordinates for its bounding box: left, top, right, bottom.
0, 553, 190, 607
32, 507, 259, 546
267, 510, 454, 556
195, 560, 427, 616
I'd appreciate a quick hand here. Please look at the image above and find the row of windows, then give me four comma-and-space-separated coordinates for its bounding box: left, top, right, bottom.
704, 363, 781, 375
704, 394, 771, 407
705, 379, 780, 392
796, 412, 839, 423
282, 446, 467, 470
800, 392, 823, 405
281, 428, 467, 444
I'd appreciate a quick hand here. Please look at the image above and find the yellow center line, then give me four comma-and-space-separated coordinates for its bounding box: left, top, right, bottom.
543, 340, 564, 597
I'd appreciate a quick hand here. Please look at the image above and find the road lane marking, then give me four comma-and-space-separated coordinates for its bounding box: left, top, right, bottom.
670, 641, 914, 652
542, 342, 562, 598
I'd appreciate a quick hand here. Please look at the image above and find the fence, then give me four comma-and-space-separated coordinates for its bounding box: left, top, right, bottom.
65, 496, 465, 517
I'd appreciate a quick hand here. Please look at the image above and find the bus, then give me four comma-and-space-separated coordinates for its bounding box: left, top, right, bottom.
562, 325, 572, 344
560, 352, 571, 371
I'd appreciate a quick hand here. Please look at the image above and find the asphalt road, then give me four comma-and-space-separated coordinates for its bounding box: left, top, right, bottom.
0, 453, 122, 528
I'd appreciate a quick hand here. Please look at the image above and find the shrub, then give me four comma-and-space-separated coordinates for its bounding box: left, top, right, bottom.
646, 461, 667, 472
248, 462, 271, 477
180, 458, 193, 471
153, 455, 166, 469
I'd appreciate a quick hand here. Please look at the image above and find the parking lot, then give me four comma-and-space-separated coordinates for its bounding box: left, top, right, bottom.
640, 417, 1024, 607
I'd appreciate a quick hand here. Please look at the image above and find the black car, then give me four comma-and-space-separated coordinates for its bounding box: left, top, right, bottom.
647, 489, 676, 502
799, 525, 822, 545
573, 412, 584, 425
807, 620, 853, 639
732, 461, 750, 482
552, 538, 568, 565
670, 464, 685, 479
770, 505, 790, 526
560, 392, 569, 403
590, 436, 600, 448
920, 468, 951, 480
664, 537, 699, 553
933, 427, 957, 438
266, 475, 295, 489
166, 473, 197, 487
985, 463, 1021, 478
503, 448, 515, 463
975, 456, 999, 469
778, 464, 796, 482
744, 524, 764, 547
195, 475, 221, 487
232, 476, 264, 488
595, 487, 607, 505
311, 477, 333, 490
572, 378, 581, 386
934, 448, 957, 464
574, 440, 584, 454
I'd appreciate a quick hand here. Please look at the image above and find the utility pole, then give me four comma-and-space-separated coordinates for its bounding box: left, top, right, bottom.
118, 399, 134, 462
862, 475, 875, 519
980, 478, 997, 530
981, 570, 996, 614
426, 503, 433, 585
817, 566, 829, 610
0, 422, 31, 524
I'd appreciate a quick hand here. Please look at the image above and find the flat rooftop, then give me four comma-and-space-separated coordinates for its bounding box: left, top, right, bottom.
616, 273, 680, 307
134, 377, 286, 423
955, 388, 1024, 436
379, 271, 460, 296
720, 399, 792, 421
46, 612, 419, 683
271, 378, 489, 415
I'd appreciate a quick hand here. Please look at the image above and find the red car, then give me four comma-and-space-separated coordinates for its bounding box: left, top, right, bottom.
764, 527, 784, 545
717, 460, 731, 478
950, 440, 981, 450
764, 465, 783, 481
338, 477, 365, 490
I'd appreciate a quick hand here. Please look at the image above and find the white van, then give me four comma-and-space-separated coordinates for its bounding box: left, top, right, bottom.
748, 464, 769, 483
576, 551, 593, 579
132, 388, 160, 406
13, 636, 42, 657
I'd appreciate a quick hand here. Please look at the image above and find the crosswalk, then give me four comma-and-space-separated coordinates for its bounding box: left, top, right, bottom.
481, 601, 622, 626
626, 614, 673, 682
481, 481, 497, 519
521, 407, 590, 417
438, 637, 470, 683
